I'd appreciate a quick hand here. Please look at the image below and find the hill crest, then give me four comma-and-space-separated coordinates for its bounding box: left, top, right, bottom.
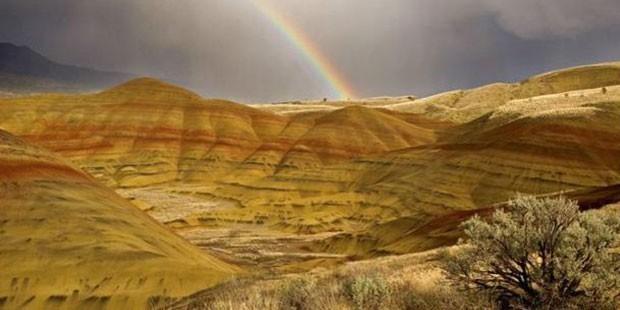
100, 77, 203, 100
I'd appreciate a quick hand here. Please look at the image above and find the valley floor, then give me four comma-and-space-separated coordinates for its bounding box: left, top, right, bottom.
119, 186, 351, 274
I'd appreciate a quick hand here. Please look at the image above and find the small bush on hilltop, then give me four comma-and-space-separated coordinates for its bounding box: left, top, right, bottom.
443, 195, 620, 309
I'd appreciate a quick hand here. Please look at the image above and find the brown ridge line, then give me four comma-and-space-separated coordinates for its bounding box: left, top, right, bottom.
0, 160, 93, 182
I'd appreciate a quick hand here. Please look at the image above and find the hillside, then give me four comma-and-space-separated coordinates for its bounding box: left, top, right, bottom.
382, 62, 620, 123
1, 62, 620, 271
0, 130, 237, 309
255, 62, 620, 124
0, 42, 132, 93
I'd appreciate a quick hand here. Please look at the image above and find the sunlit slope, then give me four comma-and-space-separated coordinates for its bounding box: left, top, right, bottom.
248, 96, 415, 115
0, 130, 236, 309
383, 62, 620, 122
251, 62, 620, 124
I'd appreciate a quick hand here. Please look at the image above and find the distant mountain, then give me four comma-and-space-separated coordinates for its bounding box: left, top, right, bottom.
0, 42, 133, 93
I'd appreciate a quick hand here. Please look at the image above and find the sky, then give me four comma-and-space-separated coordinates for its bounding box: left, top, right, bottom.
1, 0, 620, 102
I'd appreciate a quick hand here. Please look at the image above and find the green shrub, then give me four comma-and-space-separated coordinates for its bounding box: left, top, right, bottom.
343, 275, 391, 310
443, 195, 620, 309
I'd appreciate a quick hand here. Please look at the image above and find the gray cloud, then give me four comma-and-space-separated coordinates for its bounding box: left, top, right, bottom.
1, 0, 620, 102
481, 0, 620, 39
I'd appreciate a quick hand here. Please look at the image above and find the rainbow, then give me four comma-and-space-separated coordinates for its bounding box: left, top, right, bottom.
252, 0, 356, 99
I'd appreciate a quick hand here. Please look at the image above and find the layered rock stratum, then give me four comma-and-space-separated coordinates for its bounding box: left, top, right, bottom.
1, 62, 620, 276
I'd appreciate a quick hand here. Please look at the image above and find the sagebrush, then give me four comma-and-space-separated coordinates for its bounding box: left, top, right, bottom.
443, 195, 620, 309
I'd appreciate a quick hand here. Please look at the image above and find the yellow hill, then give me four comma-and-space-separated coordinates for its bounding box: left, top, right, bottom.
384, 61, 620, 123
0, 130, 237, 309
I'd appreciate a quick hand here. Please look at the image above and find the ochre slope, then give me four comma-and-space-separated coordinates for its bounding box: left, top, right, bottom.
0, 130, 237, 309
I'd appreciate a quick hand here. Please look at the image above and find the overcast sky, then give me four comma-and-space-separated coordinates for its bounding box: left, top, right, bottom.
1, 0, 620, 102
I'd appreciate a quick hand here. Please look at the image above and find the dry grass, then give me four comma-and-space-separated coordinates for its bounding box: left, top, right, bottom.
166, 249, 494, 310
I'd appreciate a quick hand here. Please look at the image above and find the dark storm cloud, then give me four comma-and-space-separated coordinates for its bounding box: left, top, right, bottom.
481, 0, 620, 39
1, 0, 620, 102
